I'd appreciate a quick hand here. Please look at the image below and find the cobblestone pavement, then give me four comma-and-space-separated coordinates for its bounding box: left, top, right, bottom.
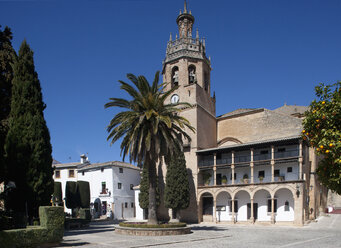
55, 214, 341, 248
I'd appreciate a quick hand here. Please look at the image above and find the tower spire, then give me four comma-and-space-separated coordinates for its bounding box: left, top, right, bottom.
184, 0, 187, 14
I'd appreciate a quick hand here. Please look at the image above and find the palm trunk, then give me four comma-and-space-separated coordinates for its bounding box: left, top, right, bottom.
147, 158, 158, 224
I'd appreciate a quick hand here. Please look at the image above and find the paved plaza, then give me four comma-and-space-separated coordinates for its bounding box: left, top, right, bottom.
56, 214, 341, 248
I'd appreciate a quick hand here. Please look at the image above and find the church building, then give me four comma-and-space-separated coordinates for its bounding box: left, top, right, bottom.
137, 2, 328, 225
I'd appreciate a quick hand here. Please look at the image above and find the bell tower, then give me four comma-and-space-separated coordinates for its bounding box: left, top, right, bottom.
162, 1, 216, 150
161, 1, 217, 223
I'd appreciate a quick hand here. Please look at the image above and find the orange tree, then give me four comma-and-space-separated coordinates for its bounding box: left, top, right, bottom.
302, 82, 341, 194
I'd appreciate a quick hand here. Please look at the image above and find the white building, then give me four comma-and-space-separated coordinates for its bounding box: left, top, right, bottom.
53, 156, 141, 219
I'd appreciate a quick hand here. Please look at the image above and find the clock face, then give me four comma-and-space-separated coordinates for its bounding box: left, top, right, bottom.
171, 94, 179, 104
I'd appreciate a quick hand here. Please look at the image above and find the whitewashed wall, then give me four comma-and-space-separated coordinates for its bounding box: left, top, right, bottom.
275, 189, 294, 221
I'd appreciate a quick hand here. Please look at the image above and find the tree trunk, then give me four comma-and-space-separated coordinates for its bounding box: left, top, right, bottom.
147, 158, 158, 224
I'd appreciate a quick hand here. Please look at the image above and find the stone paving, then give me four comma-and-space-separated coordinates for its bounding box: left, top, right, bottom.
55, 214, 341, 248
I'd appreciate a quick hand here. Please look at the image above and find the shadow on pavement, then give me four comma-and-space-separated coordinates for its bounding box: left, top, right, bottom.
53, 241, 90, 247
190, 225, 228, 231
64, 225, 115, 236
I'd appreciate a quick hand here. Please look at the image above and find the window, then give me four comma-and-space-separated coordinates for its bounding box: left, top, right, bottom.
285, 201, 290, 211
119, 168, 123, 173
267, 199, 277, 213
131, 202, 134, 208
68, 170, 74, 178
230, 173, 236, 180
229, 200, 238, 213
278, 148, 286, 152
130, 184, 134, 190
55, 170, 60, 178
287, 167, 292, 173
101, 182, 106, 194
82, 171, 85, 176
258, 171, 265, 178
260, 150, 268, 154
274, 169, 280, 177
125, 202, 128, 208
101, 168, 104, 172
118, 183, 122, 189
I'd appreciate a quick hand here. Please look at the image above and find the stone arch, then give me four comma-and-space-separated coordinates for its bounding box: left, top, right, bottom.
274, 188, 295, 222
231, 188, 252, 199
171, 66, 179, 87
234, 189, 251, 221
253, 189, 272, 222
273, 185, 296, 198
198, 192, 214, 222
218, 137, 243, 147
215, 191, 232, 222
250, 186, 273, 199
188, 64, 196, 84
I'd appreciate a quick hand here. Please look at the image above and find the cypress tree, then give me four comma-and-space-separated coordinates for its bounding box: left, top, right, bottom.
4, 40, 53, 219
0, 26, 16, 182
164, 150, 190, 220
53, 182, 63, 206
65, 181, 79, 215
139, 164, 160, 210
77, 181, 90, 208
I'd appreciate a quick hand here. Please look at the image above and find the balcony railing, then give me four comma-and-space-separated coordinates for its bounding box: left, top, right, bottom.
198, 159, 214, 167
275, 150, 299, 159
254, 153, 271, 161
234, 155, 250, 163
216, 158, 232, 165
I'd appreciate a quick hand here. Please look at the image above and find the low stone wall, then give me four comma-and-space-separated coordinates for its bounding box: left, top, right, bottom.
115, 226, 191, 236
0, 206, 64, 248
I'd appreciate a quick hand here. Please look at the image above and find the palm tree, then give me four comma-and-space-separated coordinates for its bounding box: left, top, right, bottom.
105, 71, 195, 224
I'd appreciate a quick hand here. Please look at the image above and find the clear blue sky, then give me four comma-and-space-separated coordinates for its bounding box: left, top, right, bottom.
1, 0, 340, 164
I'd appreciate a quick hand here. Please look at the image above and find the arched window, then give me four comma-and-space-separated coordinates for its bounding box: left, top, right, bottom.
188, 65, 196, 84
171, 66, 179, 88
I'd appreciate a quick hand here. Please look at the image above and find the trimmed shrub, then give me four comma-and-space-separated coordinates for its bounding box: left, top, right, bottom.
0, 206, 64, 248
119, 222, 186, 228
53, 182, 63, 206
65, 181, 79, 210
77, 181, 90, 208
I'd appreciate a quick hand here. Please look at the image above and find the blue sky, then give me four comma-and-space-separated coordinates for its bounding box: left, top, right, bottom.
1, 0, 340, 164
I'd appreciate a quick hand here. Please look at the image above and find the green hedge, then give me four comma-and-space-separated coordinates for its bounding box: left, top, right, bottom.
53, 182, 63, 206
79, 208, 91, 220
0, 206, 64, 248
77, 181, 90, 208
119, 222, 187, 228
65, 181, 79, 210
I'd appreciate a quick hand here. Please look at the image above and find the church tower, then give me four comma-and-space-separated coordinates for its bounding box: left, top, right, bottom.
162, 1, 217, 223
162, 1, 216, 150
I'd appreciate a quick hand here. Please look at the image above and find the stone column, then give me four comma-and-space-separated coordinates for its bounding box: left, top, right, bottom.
250, 198, 254, 223
213, 153, 217, 186
271, 197, 275, 224
231, 151, 235, 185
231, 198, 235, 223
213, 197, 217, 223
271, 146, 275, 182
299, 140, 303, 180
294, 183, 304, 226
250, 148, 254, 184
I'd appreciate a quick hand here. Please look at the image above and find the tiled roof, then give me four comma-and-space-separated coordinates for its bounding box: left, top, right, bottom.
273, 104, 308, 117
78, 161, 141, 171
53, 162, 81, 169
218, 108, 263, 119
197, 135, 301, 154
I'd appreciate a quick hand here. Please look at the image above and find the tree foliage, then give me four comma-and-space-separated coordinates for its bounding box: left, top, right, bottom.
53, 182, 63, 206
77, 181, 90, 208
105, 71, 195, 224
0, 26, 16, 182
139, 164, 160, 209
4, 40, 53, 218
302, 82, 341, 194
65, 181, 79, 210
164, 149, 190, 217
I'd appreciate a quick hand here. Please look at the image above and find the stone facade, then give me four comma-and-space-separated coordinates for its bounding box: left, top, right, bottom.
153, 3, 328, 225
